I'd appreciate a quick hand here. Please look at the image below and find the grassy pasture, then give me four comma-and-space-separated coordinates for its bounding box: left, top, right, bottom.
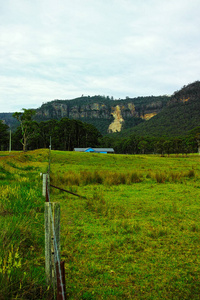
0, 150, 200, 299
50, 151, 200, 299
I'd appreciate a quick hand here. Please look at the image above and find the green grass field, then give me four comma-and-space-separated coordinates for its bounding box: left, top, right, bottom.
0, 150, 50, 299
1, 150, 200, 299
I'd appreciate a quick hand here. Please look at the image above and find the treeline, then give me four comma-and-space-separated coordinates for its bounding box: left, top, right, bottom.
100, 128, 200, 155
39, 95, 169, 112
0, 118, 199, 155
0, 118, 102, 151
0, 120, 9, 151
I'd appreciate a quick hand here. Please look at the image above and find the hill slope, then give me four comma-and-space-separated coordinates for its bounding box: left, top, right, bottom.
118, 81, 200, 137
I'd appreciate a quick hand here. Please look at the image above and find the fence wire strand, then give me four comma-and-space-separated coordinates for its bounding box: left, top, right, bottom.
47, 140, 65, 300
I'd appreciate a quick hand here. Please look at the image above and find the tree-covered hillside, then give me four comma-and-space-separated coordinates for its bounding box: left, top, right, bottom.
0, 113, 19, 131
0, 94, 170, 135
117, 81, 200, 137
35, 95, 170, 134
39, 94, 169, 113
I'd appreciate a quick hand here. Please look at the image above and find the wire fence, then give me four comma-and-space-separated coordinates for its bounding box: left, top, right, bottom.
0, 150, 56, 300
1, 147, 199, 299
0, 144, 87, 299
44, 142, 66, 299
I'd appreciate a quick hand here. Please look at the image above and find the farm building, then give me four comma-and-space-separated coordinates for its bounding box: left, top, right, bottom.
74, 148, 115, 154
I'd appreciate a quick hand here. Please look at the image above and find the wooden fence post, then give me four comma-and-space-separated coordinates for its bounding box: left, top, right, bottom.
45, 202, 51, 286
43, 174, 47, 197
45, 202, 60, 289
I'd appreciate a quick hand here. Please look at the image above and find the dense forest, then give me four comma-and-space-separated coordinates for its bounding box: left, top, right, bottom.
10, 118, 101, 151
101, 128, 199, 155
0, 120, 9, 150
0, 115, 199, 155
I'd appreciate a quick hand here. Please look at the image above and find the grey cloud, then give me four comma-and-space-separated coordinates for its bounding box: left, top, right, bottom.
0, 0, 199, 112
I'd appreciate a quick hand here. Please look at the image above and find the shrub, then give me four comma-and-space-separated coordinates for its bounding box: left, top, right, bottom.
154, 172, 167, 183
186, 169, 195, 178
127, 171, 142, 183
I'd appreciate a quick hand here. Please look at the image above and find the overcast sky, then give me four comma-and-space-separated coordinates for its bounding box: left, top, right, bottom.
0, 0, 200, 112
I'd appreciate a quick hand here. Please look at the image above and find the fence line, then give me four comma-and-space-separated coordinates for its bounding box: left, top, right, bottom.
49, 201, 65, 299
44, 142, 66, 300
50, 183, 87, 199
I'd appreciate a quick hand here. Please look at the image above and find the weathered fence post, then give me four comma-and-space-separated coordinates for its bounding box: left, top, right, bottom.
45, 202, 60, 289
45, 202, 52, 286
43, 174, 47, 197
46, 174, 50, 202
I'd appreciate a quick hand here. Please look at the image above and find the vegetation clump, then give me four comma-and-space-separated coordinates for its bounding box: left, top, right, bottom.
50, 169, 143, 187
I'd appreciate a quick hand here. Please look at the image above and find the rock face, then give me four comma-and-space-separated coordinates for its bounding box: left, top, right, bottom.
141, 112, 156, 120
108, 105, 124, 133
35, 95, 170, 134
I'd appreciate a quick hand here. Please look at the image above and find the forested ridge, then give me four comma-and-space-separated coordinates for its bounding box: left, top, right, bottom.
10, 118, 101, 151
119, 81, 200, 137
0, 94, 170, 134
35, 94, 169, 135
38, 94, 169, 113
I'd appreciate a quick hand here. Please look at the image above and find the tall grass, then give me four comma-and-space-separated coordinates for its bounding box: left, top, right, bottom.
147, 169, 196, 183
50, 168, 196, 188
0, 150, 52, 299
50, 169, 143, 187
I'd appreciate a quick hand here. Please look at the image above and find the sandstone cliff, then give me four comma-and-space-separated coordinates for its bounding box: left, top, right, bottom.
0, 95, 170, 134
35, 95, 170, 134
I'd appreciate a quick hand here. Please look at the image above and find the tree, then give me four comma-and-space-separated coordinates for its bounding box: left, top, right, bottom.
155, 138, 165, 156
0, 120, 9, 150
13, 109, 36, 151
196, 134, 200, 154
82, 123, 102, 148
38, 120, 58, 149
138, 139, 148, 154
12, 127, 23, 150
56, 118, 71, 150
163, 140, 173, 156
172, 138, 183, 155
